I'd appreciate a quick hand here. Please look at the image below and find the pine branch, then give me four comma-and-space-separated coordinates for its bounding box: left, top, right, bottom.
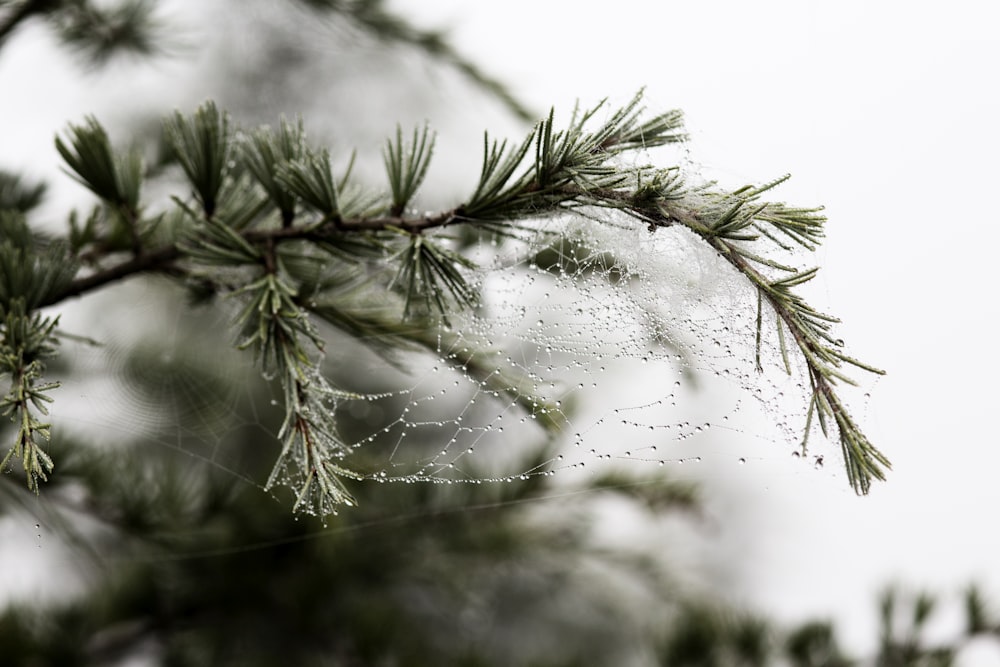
42, 243, 180, 305
712, 237, 890, 493
13, 93, 888, 512
0, 169, 47, 213
51, 0, 161, 65
0, 0, 57, 49
0, 300, 60, 492
1, 0, 163, 63
648, 191, 890, 494
293, 0, 536, 122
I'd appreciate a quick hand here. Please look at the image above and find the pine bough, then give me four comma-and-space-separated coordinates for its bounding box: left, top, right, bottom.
0, 93, 890, 516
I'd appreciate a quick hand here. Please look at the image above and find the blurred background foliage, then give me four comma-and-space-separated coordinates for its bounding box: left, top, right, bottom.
0, 0, 998, 665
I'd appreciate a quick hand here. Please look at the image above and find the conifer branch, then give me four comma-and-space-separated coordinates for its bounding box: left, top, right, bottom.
50, 0, 161, 65
0, 0, 161, 63
294, 0, 536, 121
0, 0, 55, 49
0, 300, 60, 492
9, 92, 889, 513
0, 170, 47, 214
646, 187, 890, 494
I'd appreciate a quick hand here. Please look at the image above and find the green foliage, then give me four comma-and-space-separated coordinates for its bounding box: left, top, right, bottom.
0, 3, 986, 666
0, 169, 46, 213
242, 117, 309, 226
392, 232, 477, 322
0, 221, 73, 490
660, 604, 773, 667
2, 3, 888, 517
463, 92, 686, 220
54, 117, 147, 255
965, 585, 996, 635
384, 123, 435, 216
0, 213, 78, 310
51, 0, 161, 65
874, 587, 961, 667
0, 329, 702, 664
164, 101, 232, 218
658, 176, 890, 494
0, 0, 160, 64
276, 147, 343, 218
290, 0, 537, 121
0, 300, 60, 492
1, 90, 891, 515
55, 116, 142, 211
654, 586, 1000, 667
785, 621, 853, 667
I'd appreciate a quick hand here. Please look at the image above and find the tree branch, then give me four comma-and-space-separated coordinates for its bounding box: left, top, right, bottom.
22, 93, 888, 504
0, 0, 60, 49
42, 243, 181, 306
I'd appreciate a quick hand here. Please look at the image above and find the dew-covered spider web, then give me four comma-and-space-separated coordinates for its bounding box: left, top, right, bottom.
335, 212, 831, 487
52, 203, 864, 515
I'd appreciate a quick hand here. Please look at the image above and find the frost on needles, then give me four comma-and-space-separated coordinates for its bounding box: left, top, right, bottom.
0, 92, 890, 516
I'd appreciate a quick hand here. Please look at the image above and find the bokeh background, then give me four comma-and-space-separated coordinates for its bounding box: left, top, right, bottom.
1, 0, 997, 663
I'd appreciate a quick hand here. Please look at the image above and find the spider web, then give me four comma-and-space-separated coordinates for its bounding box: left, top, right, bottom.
339, 212, 824, 490
50, 204, 849, 513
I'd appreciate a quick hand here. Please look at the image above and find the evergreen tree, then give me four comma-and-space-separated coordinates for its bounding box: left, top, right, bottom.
1, 0, 888, 513
3, 2, 981, 666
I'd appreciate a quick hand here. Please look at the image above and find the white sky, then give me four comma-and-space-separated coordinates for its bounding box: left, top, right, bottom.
2, 0, 998, 661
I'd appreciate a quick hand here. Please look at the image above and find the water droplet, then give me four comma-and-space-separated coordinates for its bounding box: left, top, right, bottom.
738, 457, 746, 465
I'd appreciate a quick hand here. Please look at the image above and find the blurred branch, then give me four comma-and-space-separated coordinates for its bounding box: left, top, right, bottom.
295, 0, 536, 121
0, 0, 60, 49
0, 0, 161, 64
